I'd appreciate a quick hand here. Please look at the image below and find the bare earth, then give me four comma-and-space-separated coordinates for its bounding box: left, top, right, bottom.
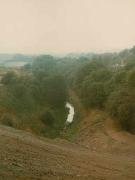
1, 115, 135, 180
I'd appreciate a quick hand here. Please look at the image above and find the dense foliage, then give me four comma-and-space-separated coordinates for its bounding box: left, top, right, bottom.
0, 55, 68, 138
72, 47, 135, 133
0, 46, 135, 136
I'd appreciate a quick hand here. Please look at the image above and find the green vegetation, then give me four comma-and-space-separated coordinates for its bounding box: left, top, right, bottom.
72, 47, 135, 134
0, 47, 135, 137
106, 88, 135, 133
0, 55, 68, 138
40, 111, 55, 127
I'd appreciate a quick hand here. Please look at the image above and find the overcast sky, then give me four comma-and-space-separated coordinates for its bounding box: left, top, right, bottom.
0, 0, 135, 54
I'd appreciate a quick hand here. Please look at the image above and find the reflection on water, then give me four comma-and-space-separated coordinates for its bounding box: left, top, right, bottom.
65, 102, 74, 124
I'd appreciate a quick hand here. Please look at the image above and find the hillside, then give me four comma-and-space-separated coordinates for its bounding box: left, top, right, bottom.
1, 121, 135, 180
1, 48, 135, 179
75, 109, 135, 155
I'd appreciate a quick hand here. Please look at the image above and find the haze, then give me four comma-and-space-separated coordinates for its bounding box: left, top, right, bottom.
0, 0, 135, 54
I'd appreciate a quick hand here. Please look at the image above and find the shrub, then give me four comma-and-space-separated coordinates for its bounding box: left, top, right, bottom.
40, 111, 55, 127
127, 68, 135, 88
106, 88, 135, 133
1, 114, 14, 127
80, 82, 106, 108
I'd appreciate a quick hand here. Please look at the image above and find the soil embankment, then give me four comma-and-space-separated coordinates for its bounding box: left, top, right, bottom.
0, 124, 135, 179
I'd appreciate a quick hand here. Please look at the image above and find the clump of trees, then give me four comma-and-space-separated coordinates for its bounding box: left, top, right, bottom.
40, 111, 55, 127
73, 52, 135, 134
75, 61, 112, 108
0, 55, 68, 138
1, 47, 135, 136
106, 88, 135, 132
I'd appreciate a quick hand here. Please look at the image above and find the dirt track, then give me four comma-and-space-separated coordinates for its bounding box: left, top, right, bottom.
1, 124, 135, 180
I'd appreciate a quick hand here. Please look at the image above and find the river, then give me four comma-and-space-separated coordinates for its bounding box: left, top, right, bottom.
65, 102, 75, 124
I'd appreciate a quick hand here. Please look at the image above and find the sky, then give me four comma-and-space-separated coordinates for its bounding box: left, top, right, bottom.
0, 0, 135, 54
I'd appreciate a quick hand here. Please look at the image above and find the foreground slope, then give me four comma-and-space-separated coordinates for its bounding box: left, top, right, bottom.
0, 125, 135, 180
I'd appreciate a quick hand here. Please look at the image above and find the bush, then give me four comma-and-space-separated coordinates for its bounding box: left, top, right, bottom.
1, 72, 18, 85
1, 114, 14, 127
80, 82, 106, 108
127, 68, 135, 88
106, 89, 135, 133
40, 111, 55, 127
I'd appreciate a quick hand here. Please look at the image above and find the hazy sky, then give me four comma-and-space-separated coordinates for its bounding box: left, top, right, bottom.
0, 0, 135, 54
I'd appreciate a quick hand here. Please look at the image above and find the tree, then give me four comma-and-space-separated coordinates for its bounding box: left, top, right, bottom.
45, 75, 68, 107
32, 55, 56, 80
2, 72, 18, 85
40, 111, 55, 127
80, 81, 106, 108
107, 88, 135, 133
127, 68, 135, 88
75, 61, 105, 89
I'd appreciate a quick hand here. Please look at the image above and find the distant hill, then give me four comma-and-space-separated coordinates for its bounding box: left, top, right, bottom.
65, 52, 95, 59
0, 54, 34, 67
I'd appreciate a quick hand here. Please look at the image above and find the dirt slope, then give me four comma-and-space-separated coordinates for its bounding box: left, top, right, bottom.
1, 124, 135, 180
75, 109, 135, 156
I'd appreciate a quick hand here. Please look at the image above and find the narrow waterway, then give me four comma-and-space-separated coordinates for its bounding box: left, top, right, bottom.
65, 102, 75, 124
